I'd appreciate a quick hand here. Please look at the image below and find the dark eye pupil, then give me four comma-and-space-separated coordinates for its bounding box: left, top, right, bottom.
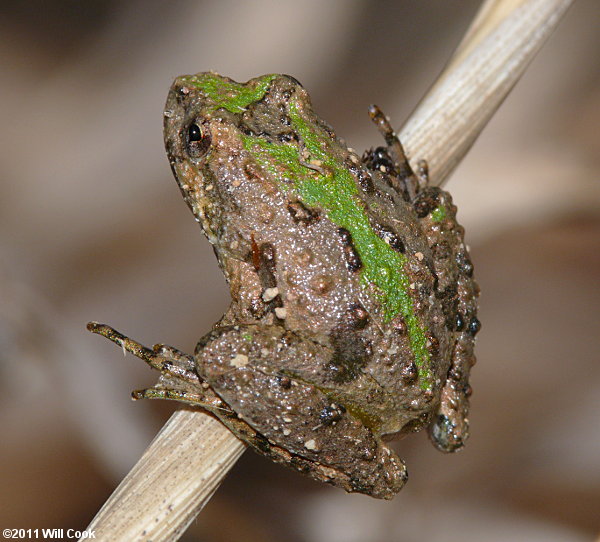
188, 123, 202, 142
185, 121, 211, 159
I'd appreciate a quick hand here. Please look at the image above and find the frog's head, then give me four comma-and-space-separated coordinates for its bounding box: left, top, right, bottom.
163, 72, 316, 246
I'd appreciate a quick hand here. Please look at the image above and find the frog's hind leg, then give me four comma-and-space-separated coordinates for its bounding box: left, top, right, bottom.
195, 323, 408, 499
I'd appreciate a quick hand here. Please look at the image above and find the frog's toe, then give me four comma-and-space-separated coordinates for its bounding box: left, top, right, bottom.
429, 413, 469, 452
375, 446, 408, 498
346, 443, 407, 499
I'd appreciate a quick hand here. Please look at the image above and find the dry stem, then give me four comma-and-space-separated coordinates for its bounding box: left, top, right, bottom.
82, 1, 572, 540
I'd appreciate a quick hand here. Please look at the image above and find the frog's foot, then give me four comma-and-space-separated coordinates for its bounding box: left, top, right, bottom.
87, 322, 200, 383
194, 323, 408, 499
87, 322, 227, 412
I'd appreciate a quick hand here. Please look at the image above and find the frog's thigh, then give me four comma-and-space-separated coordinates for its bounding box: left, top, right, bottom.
196, 324, 407, 498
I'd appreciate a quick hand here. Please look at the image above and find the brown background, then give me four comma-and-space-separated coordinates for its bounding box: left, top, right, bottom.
1, 1, 598, 540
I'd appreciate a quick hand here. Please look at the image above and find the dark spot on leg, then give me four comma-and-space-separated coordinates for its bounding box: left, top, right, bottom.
362, 146, 396, 174
338, 228, 362, 272
276, 374, 292, 389
454, 312, 465, 331
413, 187, 441, 217
278, 130, 297, 141
372, 222, 405, 253
467, 316, 481, 336
287, 200, 320, 225
319, 403, 346, 426
357, 169, 375, 193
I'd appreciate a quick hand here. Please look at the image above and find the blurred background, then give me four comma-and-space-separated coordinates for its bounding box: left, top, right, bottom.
1, 1, 598, 541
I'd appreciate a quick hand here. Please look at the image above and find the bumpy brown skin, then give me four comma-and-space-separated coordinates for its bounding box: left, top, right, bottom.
93, 74, 479, 499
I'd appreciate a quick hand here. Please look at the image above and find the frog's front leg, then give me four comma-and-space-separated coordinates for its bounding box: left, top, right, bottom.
367, 104, 423, 197
195, 323, 407, 499
428, 332, 476, 452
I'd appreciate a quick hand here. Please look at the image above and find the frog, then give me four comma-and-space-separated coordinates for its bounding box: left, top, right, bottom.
88, 73, 479, 499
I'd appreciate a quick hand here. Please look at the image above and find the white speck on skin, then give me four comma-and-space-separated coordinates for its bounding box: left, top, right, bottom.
262, 287, 279, 302
275, 307, 287, 319
304, 439, 317, 450
230, 354, 249, 368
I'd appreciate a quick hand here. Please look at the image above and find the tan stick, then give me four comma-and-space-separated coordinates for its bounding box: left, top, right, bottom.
85, 410, 245, 541
401, 0, 572, 185
82, 0, 572, 540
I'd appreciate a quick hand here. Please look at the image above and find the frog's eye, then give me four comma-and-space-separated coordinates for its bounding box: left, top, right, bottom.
185, 122, 211, 159
188, 123, 202, 142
